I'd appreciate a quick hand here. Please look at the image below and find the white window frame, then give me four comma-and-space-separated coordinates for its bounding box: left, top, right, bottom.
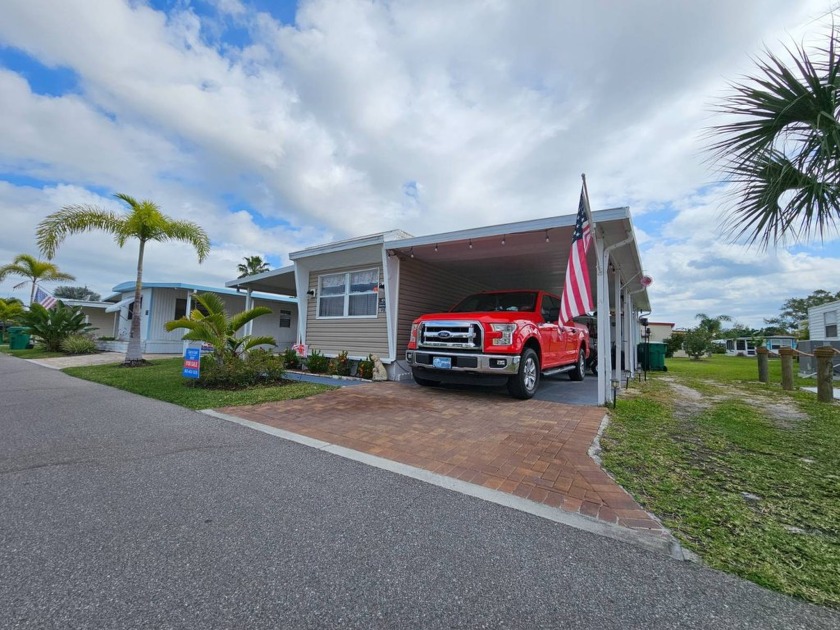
825, 310, 838, 338
316, 268, 380, 319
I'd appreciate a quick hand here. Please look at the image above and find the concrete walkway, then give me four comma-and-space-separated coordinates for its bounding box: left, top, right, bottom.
27, 352, 181, 369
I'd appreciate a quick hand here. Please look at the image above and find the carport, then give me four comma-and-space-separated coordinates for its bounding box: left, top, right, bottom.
228, 208, 650, 406
383, 208, 650, 405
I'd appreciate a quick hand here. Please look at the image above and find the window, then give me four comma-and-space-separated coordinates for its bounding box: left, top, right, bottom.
826, 311, 838, 338
279, 309, 292, 328
317, 268, 379, 318
127, 296, 142, 320
175, 297, 208, 320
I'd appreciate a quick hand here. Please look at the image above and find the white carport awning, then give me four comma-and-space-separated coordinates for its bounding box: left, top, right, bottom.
226, 264, 297, 296
105, 296, 134, 313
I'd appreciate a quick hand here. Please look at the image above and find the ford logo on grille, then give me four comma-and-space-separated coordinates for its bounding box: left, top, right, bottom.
438, 331, 451, 338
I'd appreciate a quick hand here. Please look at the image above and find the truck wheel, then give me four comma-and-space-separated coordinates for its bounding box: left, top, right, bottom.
569, 348, 586, 381
413, 371, 440, 387
507, 348, 540, 399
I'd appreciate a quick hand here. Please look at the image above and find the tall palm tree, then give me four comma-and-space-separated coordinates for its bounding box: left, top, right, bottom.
0, 254, 75, 305
237, 255, 270, 278
37, 193, 210, 366
695, 313, 732, 337
708, 27, 840, 248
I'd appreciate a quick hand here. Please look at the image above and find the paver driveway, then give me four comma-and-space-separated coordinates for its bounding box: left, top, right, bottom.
218, 381, 665, 536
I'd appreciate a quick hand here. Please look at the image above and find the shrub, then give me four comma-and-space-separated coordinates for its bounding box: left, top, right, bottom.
195, 348, 286, 389
333, 350, 351, 376
21, 302, 94, 351
306, 349, 329, 374
683, 327, 713, 360
60, 334, 98, 354
357, 354, 374, 379
281, 347, 301, 369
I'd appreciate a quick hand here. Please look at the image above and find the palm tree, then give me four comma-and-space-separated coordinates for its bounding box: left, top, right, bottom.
237, 255, 270, 278
708, 27, 840, 248
695, 313, 732, 337
0, 254, 75, 305
164, 292, 275, 365
37, 193, 210, 366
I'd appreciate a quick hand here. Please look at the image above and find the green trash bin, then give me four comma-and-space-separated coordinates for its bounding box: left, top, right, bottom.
637, 342, 667, 371
7, 326, 31, 350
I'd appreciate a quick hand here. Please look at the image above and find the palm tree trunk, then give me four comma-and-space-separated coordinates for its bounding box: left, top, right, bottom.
29, 280, 37, 306
125, 239, 146, 365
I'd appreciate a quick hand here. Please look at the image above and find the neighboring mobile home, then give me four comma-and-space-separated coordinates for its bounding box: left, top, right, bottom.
227, 208, 652, 406
808, 300, 840, 341
101, 282, 297, 354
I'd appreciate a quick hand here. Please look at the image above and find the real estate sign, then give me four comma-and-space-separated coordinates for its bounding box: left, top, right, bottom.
183, 347, 201, 379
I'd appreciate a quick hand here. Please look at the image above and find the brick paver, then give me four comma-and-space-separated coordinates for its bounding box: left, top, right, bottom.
217, 382, 666, 535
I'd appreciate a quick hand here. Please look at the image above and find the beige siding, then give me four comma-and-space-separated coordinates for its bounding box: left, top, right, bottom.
82, 308, 117, 337
396, 259, 490, 352
306, 264, 388, 358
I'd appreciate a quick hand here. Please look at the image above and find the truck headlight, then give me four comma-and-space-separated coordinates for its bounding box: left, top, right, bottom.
490, 323, 516, 346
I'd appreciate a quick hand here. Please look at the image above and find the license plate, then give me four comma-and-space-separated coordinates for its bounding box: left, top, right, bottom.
433, 356, 452, 369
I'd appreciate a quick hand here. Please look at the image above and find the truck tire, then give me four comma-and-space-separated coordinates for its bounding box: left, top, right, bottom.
569, 348, 586, 381
413, 371, 440, 387
507, 348, 540, 399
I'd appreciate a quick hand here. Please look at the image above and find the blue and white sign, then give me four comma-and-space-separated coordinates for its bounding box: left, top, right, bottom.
183, 347, 201, 379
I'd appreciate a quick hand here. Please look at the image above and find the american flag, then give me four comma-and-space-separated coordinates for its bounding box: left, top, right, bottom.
34, 286, 57, 309
559, 186, 593, 325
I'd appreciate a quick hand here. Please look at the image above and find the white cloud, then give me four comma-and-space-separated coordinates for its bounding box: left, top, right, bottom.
0, 0, 837, 328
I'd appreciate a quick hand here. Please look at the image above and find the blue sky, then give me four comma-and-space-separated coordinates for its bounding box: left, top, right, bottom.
0, 0, 838, 327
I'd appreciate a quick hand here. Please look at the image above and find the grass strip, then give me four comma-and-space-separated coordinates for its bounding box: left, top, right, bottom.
63, 357, 333, 410
603, 356, 839, 608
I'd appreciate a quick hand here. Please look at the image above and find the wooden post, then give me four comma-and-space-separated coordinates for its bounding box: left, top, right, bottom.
779, 347, 794, 391
814, 346, 836, 403
756, 346, 769, 384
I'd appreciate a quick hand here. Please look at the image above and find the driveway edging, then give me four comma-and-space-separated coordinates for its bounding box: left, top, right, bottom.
202, 408, 693, 561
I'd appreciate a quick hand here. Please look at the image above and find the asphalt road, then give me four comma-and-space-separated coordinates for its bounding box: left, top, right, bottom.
1, 354, 837, 629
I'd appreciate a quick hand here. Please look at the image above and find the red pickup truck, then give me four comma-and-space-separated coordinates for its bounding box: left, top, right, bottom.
406, 290, 590, 399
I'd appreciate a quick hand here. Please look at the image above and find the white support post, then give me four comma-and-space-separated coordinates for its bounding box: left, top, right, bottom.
594, 236, 608, 405
624, 288, 634, 378
613, 266, 621, 382
245, 289, 253, 338
182, 290, 193, 357
293, 263, 309, 350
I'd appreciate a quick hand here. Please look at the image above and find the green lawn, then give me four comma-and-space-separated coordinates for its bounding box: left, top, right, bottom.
63, 357, 333, 409
602, 355, 839, 608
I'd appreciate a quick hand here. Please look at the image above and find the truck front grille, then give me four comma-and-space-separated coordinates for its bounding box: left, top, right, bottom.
419, 320, 483, 350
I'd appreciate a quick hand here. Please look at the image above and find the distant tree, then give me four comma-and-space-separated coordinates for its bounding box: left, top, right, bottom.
764, 289, 840, 334
683, 327, 713, 360
719, 323, 758, 339
695, 313, 732, 337
237, 255, 270, 278
663, 331, 686, 358
708, 26, 840, 248
37, 193, 210, 366
0, 254, 75, 305
54, 285, 101, 301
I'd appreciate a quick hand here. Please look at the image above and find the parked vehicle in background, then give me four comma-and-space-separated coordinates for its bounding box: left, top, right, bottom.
406, 290, 590, 399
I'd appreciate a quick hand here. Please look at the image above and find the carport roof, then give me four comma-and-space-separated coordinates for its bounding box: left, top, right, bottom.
226, 208, 650, 311
385, 207, 650, 311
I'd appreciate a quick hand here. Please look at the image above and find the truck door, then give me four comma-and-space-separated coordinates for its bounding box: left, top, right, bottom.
538, 294, 563, 368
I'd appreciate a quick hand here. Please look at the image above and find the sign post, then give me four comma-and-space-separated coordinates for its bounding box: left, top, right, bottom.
183, 347, 201, 379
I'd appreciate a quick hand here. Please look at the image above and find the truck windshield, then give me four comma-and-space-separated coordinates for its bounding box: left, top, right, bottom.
450, 292, 538, 313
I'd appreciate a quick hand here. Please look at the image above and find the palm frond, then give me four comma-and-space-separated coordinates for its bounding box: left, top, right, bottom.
36, 206, 124, 259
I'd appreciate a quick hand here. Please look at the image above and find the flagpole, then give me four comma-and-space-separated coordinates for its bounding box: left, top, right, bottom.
580, 173, 596, 230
